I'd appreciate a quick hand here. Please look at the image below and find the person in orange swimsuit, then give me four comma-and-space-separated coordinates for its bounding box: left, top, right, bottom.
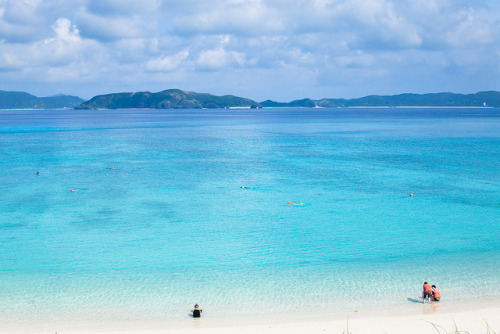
422, 282, 433, 303
432, 285, 441, 302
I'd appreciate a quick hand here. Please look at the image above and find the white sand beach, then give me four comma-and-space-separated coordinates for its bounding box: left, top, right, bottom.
163, 302, 500, 334
4, 299, 499, 334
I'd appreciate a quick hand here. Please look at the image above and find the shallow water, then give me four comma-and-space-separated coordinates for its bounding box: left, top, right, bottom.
0, 108, 499, 326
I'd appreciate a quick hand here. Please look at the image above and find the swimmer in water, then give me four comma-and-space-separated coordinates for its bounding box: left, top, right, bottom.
192, 304, 202, 318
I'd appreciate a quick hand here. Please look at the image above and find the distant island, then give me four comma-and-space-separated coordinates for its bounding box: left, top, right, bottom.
260, 91, 500, 108
75, 89, 260, 110
0, 90, 84, 109
76, 90, 500, 109
1, 89, 499, 109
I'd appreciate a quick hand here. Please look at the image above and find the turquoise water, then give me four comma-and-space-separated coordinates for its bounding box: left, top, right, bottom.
0, 108, 499, 326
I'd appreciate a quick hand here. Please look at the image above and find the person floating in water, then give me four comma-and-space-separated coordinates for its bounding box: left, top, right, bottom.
422, 282, 433, 303
192, 304, 202, 318
432, 285, 441, 302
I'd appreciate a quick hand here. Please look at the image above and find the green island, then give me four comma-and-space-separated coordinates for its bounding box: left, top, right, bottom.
0, 90, 83, 109
75, 89, 261, 110
1, 89, 499, 109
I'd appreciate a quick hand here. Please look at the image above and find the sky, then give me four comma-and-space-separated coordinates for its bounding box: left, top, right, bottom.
0, 0, 499, 101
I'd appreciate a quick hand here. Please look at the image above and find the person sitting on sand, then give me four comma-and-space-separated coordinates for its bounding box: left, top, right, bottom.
422, 282, 433, 303
192, 304, 202, 318
432, 285, 441, 302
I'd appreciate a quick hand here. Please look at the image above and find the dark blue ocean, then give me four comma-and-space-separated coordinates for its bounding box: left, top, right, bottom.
0, 108, 499, 327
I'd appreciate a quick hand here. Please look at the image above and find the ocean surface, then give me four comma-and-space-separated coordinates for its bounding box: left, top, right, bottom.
0, 108, 499, 328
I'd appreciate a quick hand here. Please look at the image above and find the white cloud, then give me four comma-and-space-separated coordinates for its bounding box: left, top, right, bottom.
146, 50, 190, 72
445, 8, 495, 47
196, 47, 246, 71
49, 18, 80, 42
336, 52, 375, 69
0, 47, 23, 70
194, 35, 246, 70
0, 0, 48, 42
171, 1, 285, 36
0, 15, 104, 81
0, 0, 498, 100
76, 10, 152, 41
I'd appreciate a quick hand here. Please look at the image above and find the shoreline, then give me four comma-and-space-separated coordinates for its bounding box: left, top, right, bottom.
2, 298, 499, 334
0, 105, 498, 111
184, 303, 500, 334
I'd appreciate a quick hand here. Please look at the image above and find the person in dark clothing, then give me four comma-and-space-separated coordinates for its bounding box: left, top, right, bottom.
192, 304, 202, 318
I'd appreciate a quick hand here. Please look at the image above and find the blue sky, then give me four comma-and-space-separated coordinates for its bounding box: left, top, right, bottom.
0, 0, 499, 101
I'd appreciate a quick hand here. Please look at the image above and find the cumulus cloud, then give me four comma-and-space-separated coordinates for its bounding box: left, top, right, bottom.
77, 14, 131, 41
171, 0, 286, 36
0, 0, 49, 42
76, 1, 158, 42
50, 18, 80, 42
196, 47, 246, 71
146, 50, 190, 72
194, 35, 246, 70
0, 0, 498, 100
445, 8, 495, 47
